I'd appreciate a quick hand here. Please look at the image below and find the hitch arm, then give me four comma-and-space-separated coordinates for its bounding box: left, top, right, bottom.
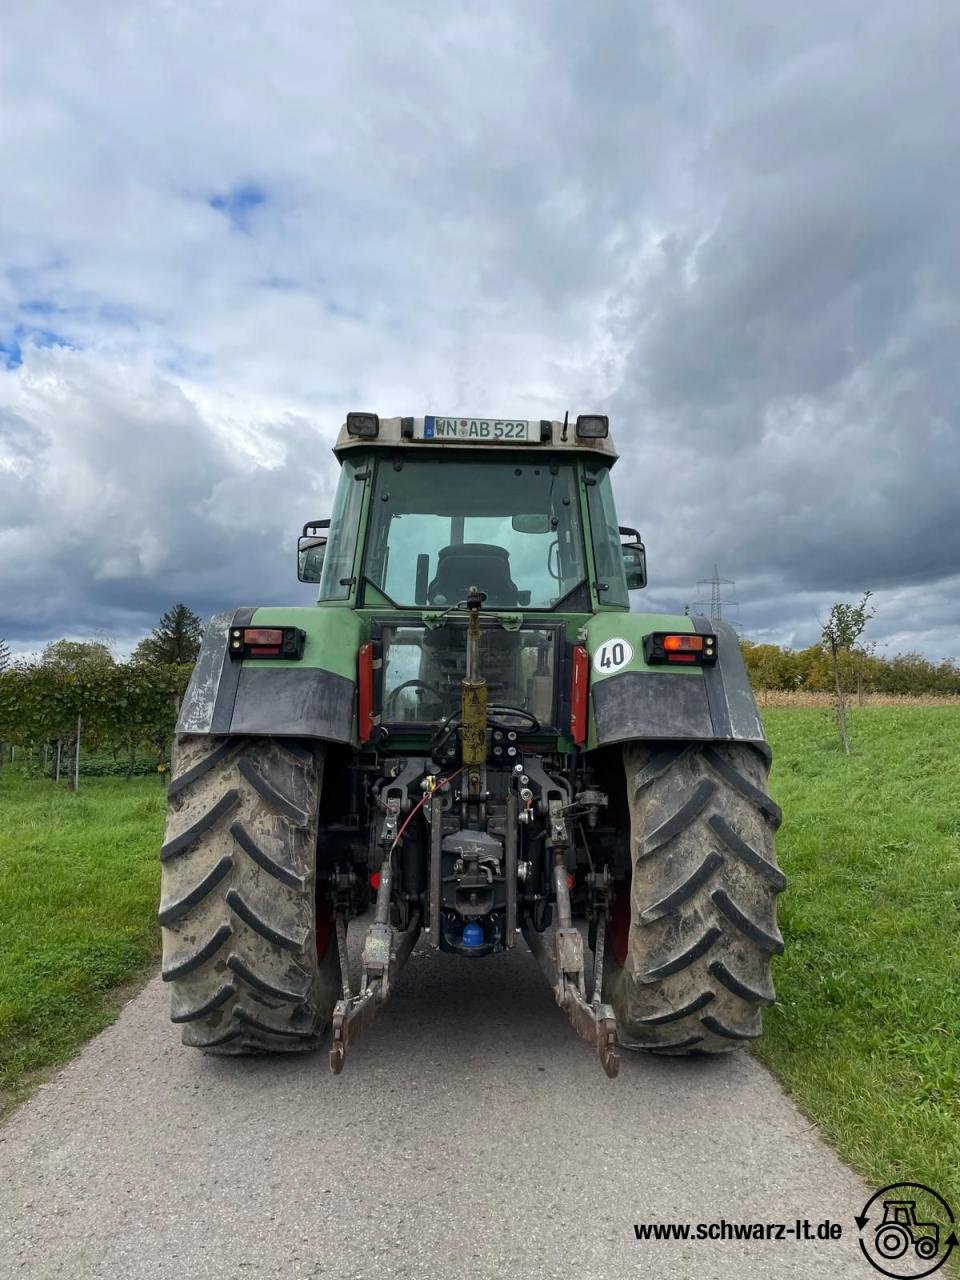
329, 854, 420, 1074
522, 850, 620, 1079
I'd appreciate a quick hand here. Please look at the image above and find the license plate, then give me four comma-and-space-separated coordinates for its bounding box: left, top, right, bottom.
419, 416, 537, 442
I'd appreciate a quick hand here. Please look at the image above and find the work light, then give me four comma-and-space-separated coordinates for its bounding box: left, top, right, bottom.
346, 412, 380, 438
575, 414, 609, 439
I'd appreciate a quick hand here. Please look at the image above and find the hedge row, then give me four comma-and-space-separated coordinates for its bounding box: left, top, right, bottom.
0, 662, 193, 767
739, 640, 960, 696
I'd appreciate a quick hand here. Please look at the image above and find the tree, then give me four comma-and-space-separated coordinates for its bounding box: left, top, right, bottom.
132, 603, 203, 665
36, 641, 115, 788
40, 639, 115, 673
821, 592, 875, 754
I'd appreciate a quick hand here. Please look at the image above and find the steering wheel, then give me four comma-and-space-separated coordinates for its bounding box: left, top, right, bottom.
487, 704, 540, 733
384, 679, 443, 718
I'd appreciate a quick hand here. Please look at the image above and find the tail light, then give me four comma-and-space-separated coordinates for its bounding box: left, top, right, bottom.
570, 644, 589, 745
358, 641, 375, 741
643, 631, 718, 666
229, 626, 305, 660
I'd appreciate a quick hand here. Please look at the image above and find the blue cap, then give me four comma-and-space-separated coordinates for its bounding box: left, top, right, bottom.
462, 922, 484, 949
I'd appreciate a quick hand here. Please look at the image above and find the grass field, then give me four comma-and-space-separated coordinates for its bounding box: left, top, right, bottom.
0, 772, 164, 1114
0, 710, 958, 1228
759, 706, 960, 1225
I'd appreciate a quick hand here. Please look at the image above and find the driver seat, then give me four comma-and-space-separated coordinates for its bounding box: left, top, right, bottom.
427, 543, 520, 606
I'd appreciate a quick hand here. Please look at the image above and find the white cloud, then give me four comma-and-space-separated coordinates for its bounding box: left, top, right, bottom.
1, 1, 958, 658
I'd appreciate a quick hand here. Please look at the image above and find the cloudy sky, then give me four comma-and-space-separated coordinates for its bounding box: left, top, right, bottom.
2, 1, 958, 659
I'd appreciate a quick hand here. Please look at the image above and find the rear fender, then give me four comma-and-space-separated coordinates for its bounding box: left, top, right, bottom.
177, 607, 363, 743
582, 614, 765, 748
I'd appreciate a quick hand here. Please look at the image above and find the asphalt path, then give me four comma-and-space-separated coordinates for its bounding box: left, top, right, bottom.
0, 933, 873, 1280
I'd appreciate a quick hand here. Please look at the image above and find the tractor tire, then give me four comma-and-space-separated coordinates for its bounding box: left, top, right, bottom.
604, 741, 785, 1055
159, 735, 340, 1054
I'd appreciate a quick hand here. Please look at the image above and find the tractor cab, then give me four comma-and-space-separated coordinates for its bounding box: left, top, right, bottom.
298, 413, 646, 615
298, 414, 649, 761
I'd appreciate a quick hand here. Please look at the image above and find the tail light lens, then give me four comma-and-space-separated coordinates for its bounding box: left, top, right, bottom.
643, 631, 718, 666
229, 626, 305, 660
358, 641, 375, 741
570, 644, 589, 745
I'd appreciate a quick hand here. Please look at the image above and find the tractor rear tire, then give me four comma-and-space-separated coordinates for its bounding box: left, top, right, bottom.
159, 735, 340, 1054
604, 741, 785, 1055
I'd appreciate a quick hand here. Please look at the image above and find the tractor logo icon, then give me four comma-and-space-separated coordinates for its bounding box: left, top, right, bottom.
875, 1202, 939, 1262
857, 1183, 957, 1277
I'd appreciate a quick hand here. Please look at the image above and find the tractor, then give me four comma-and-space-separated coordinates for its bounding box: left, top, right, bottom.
160, 413, 785, 1076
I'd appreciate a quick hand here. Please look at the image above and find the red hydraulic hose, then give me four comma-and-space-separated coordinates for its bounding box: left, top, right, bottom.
387, 765, 465, 858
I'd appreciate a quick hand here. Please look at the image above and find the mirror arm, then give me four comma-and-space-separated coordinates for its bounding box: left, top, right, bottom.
302, 517, 331, 536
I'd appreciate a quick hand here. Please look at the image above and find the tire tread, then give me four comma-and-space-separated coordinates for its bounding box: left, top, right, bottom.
159, 735, 339, 1054
608, 740, 784, 1055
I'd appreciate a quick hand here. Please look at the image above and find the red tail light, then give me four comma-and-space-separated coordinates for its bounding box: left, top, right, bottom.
358, 641, 375, 741
570, 644, 589, 745
663, 633, 703, 651
643, 631, 718, 666
228, 625, 305, 661
242, 628, 284, 645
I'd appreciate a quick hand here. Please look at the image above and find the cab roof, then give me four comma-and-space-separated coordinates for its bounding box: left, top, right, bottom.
333, 414, 618, 463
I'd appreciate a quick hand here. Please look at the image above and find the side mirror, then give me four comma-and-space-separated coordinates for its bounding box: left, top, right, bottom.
298, 536, 328, 583
621, 536, 646, 590
512, 514, 552, 534
299, 519, 330, 584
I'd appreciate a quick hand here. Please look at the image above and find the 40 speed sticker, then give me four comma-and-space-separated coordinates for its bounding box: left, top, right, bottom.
593, 637, 634, 675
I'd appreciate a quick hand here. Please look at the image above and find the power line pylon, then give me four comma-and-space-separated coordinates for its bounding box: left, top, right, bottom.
692, 564, 738, 623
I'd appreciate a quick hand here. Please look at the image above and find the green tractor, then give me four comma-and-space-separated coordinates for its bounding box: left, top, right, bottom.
160, 413, 784, 1076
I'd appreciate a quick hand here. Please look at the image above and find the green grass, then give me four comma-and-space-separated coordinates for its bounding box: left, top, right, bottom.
758, 706, 960, 1223
0, 771, 164, 1114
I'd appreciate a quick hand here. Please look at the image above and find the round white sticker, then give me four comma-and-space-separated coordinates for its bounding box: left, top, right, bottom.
593, 637, 634, 675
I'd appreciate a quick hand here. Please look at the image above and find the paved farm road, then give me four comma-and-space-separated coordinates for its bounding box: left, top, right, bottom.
1, 935, 872, 1280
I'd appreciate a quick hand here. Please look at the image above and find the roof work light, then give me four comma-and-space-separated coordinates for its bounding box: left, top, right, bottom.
575, 414, 609, 439
346, 412, 380, 439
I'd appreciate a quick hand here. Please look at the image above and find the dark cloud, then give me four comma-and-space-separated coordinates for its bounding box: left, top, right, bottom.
601, 1, 960, 654
0, 351, 330, 652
